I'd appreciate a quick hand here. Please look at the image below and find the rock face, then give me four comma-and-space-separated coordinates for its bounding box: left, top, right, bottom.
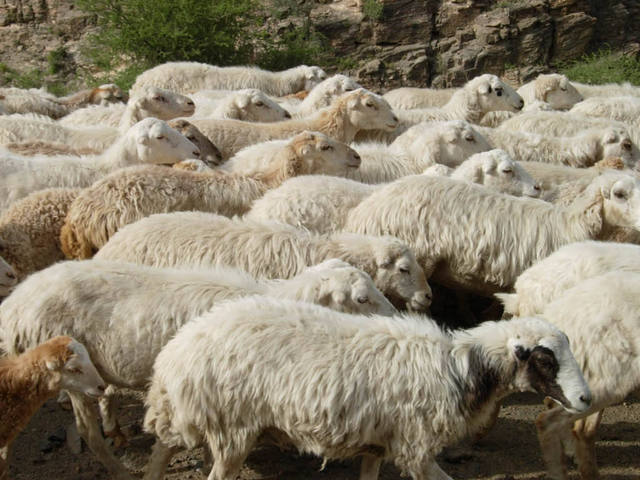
0, 0, 638, 90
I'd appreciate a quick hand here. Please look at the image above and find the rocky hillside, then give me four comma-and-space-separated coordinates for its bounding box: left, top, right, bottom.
1, 0, 639, 90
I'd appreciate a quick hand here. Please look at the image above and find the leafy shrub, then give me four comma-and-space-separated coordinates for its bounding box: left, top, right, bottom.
560, 48, 640, 85
362, 0, 384, 21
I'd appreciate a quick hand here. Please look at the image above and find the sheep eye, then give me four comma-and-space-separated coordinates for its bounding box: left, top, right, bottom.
502, 168, 513, 174
154, 96, 166, 102
623, 141, 632, 150
614, 190, 627, 199
560, 87, 567, 91
399, 267, 410, 274
357, 296, 368, 304
156, 135, 165, 140
66, 367, 82, 374
320, 145, 333, 151
464, 135, 475, 142
495, 88, 503, 97
187, 135, 196, 141
366, 101, 377, 109
255, 101, 264, 107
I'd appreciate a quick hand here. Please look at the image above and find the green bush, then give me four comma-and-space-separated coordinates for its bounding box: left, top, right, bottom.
560, 48, 640, 85
362, 0, 384, 21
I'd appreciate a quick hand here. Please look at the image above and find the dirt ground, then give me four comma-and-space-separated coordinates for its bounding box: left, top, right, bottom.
8, 389, 640, 480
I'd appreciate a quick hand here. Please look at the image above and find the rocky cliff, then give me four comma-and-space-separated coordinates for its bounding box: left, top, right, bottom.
1, 0, 639, 90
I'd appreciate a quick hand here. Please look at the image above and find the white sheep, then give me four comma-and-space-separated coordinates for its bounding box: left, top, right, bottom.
0, 254, 17, 298
422, 149, 541, 197
478, 125, 639, 167
0, 336, 105, 479
497, 240, 640, 317
167, 118, 222, 167
95, 212, 433, 312
516, 73, 583, 110
479, 100, 555, 128
569, 95, 640, 126
382, 86, 457, 109
344, 172, 640, 295
572, 80, 640, 99
345, 120, 492, 184
0, 84, 125, 118
190, 88, 398, 159
281, 74, 362, 118
143, 296, 590, 480
0, 259, 394, 478
0, 188, 79, 281
58, 87, 195, 132
535, 271, 640, 480
131, 62, 327, 96
517, 160, 613, 193
190, 88, 291, 121
246, 150, 540, 234
60, 131, 359, 258
0, 118, 199, 212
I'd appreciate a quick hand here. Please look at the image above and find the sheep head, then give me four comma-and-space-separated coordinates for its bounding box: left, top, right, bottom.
41, 336, 106, 399
168, 119, 223, 167
471, 74, 524, 113
231, 89, 290, 122
300, 259, 397, 316
301, 65, 328, 91
343, 89, 399, 132
596, 173, 640, 230
460, 149, 541, 198
136, 86, 195, 119
93, 83, 126, 105
534, 74, 582, 110
598, 127, 639, 168
310, 74, 362, 107
131, 118, 200, 164
289, 131, 361, 175
0, 251, 17, 297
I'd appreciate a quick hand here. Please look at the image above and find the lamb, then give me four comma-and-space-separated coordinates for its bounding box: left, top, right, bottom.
344, 120, 492, 184
189, 88, 398, 159
0, 336, 105, 479
0, 84, 124, 118
570, 95, 640, 126
516, 73, 583, 110
343, 172, 640, 295
60, 131, 359, 258
0, 117, 200, 212
191, 88, 291, 121
497, 241, 640, 317
58, 86, 195, 132
131, 62, 327, 96
247, 150, 540, 234
534, 271, 640, 480
0, 259, 395, 479
0, 255, 17, 298
422, 149, 541, 197
142, 295, 590, 480
0, 188, 79, 281
518, 159, 628, 193
95, 212, 433, 312
382, 86, 457, 109
571, 80, 640, 99
477, 126, 639, 167
167, 119, 222, 167
279, 74, 362, 118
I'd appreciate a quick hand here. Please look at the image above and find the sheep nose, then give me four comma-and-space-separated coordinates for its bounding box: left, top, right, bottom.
353, 152, 361, 161
392, 115, 399, 123
579, 393, 592, 406
284, 111, 292, 119
6, 271, 16, 280
192, 150, 200, 158
97, 384, 106, 393
517, 99, 524, 110
186, 101, 194, 106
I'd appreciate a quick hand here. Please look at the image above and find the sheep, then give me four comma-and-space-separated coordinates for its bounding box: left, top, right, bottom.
516, 73, 583, 110
382, 86, 457, 109
422, 149, 541, 197
0, 84, 124, 118
477, 126, 639, 167
0, 118, 200, 212
191, 88, 291, 121
358, 74, 523, 143
534, 271, 640, 480
95, 212, 433, 312
0, 255, 17, 298
344, 120, 492, 184
0, 259, 395, 479
0, 335, 105, 479
246, 150, 540, 234
131, 62, 327, 96
142, 295, 591, 480
571, 80, 640, 99
479, 99, 555, 128
343, 172, 640, 295
569, 95, 640, 126
189, 88, 399, 160
2, 141, 100, 157
0, 188, 79, 281
280, 74, 362, 118
58, 87, 195, 133
496, 240, 640, 317
59, 131, 359, 258
167, 118, 222, 167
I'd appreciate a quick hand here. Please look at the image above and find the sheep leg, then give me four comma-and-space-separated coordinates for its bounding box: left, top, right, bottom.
536, 399, 572, 480
472, 399, 502, 443
573, 410, 603, 480
68, 391, 134, 480
206, 429, 259, 480
202, 447, 213, 474
143, 440, 180, 480
0, 446, 8, 480
423, 460, 453, 480
99, 385, 128, 447
359, 455, 382, 480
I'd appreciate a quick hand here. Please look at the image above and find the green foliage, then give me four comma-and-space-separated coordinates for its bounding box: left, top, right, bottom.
362, 0, 384, 21
560, 48, 640, 85
0, 63, 44, 89
47, 46, 69, 74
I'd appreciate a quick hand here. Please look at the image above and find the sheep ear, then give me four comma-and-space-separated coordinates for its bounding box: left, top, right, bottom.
137, 134, 150, 146
482, 159, 496, 174
604, 131, 617, 144
514, 345, 531, 362
600, 185, 611, 199
46, 359, 62, 371
478, 83, 492, 95
377, 256, 393, 268
332, 291, 347, 304
237, 96, 251, 109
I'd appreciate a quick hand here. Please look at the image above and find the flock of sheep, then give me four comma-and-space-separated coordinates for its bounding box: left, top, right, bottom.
0, 61, 639, 480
